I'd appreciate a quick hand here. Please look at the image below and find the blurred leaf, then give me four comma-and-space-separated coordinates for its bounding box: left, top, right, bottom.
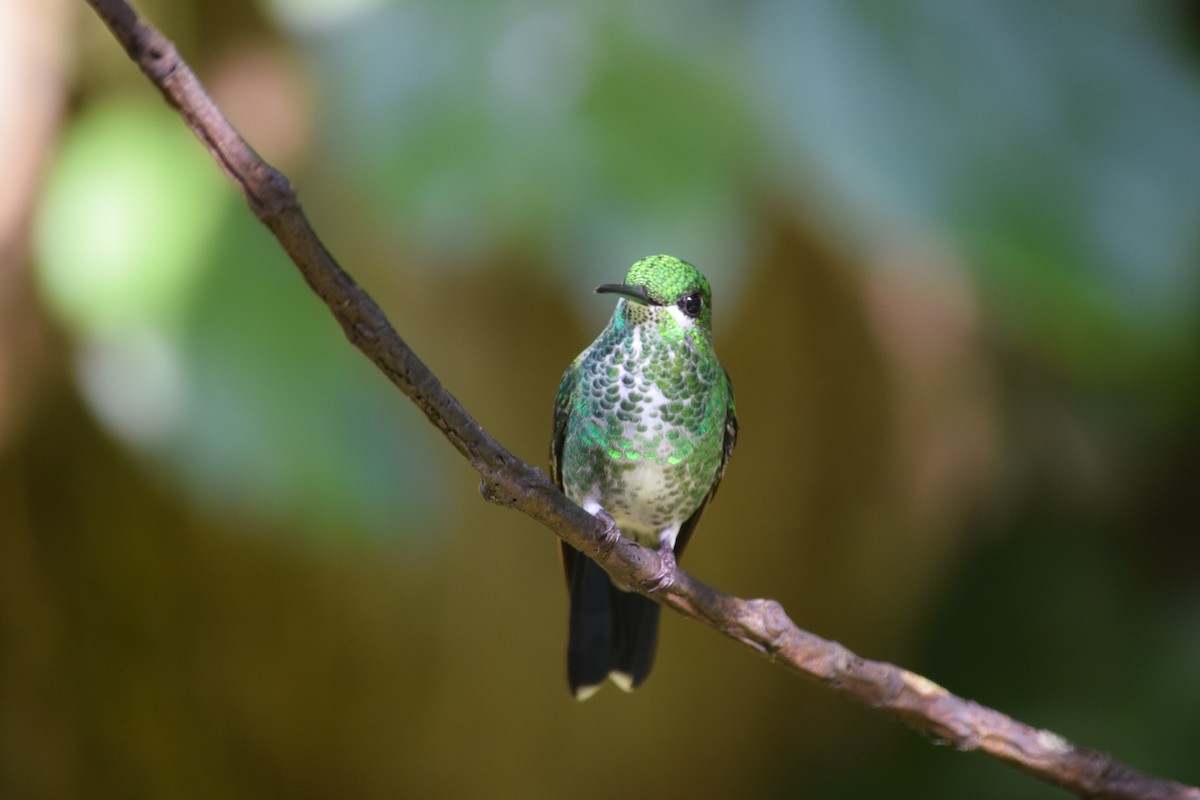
34, 96, 227, 335
296, 0, 757, 282
163, 202, 447, 539
751, 0, 1200, 372
32, 97, 443, 540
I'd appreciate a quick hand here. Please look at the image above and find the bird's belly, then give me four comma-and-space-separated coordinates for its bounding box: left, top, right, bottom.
601, 456, 701, 547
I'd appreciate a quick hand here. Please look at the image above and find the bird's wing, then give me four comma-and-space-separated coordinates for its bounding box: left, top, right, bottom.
552, 358, 581, 587
673, 368, 738, 560
550, 357, 579, 491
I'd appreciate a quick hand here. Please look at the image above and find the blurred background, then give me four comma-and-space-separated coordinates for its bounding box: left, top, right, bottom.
2, 0, 1198, 797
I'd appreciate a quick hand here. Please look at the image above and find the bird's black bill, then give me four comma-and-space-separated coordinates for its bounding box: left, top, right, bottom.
595, 283, 655, 305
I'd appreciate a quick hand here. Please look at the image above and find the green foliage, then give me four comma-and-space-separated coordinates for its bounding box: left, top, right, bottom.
302, 0, 756, 279
34, 98, 440, 539
36, 98, 226, 336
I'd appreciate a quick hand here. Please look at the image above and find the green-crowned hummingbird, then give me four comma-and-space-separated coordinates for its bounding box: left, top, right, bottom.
551, 254, 737, 699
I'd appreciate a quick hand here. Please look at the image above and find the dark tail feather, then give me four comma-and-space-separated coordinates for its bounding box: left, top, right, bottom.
567, 556, 614, 699
609, 587, 660, 692
566, 556, 660, 699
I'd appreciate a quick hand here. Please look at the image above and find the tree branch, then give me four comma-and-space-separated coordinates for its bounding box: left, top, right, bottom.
82, 2, 1198, 798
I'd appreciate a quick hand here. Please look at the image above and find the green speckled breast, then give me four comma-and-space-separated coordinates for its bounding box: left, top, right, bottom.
559, 306, 730, 546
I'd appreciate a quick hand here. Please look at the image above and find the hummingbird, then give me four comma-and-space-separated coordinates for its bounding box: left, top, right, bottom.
550, 254, 737, 700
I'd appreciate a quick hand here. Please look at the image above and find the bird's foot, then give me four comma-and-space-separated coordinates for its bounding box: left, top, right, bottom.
642, 543, 676, 594
594, 507, 620, 555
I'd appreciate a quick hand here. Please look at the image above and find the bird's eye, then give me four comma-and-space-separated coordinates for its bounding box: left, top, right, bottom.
679, 292, 703, 318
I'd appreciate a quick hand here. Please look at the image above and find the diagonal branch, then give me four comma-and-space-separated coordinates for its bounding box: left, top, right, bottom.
82, 2, 1198, 798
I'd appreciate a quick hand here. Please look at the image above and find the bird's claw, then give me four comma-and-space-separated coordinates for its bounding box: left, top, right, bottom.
594, 507, 620, 555
643, 543, 676, 593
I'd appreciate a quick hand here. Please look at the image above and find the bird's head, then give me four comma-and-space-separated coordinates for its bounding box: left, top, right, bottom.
596, 255, 714, 338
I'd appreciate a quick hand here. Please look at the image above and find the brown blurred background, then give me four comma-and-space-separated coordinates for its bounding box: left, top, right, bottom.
2, 0, 1199, 797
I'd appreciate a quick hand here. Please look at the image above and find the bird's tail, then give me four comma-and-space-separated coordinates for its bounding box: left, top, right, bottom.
566, 555, 660, 700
